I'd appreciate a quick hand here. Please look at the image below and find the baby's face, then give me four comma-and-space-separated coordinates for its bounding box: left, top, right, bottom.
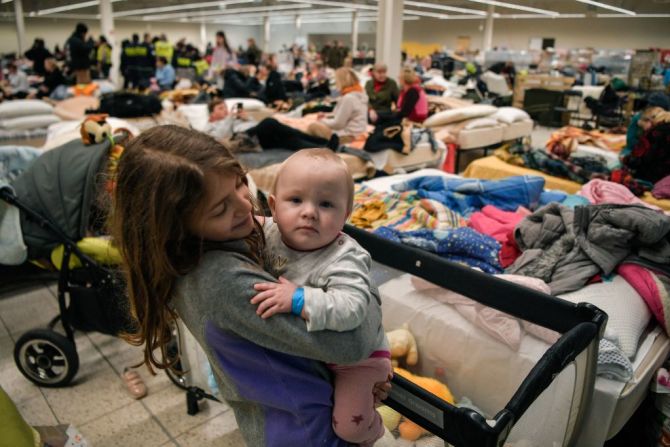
270, 157, 350, 251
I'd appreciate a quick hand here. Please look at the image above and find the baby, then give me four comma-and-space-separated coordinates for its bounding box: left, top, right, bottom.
251, 148, 391, 446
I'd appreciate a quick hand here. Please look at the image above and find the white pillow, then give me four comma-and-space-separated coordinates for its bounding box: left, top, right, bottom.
463, 117, 499, 130
493, 107, 530, 124
558, 275, 651, 358
177, 104, 209, 132
424, 105, 496, 128
224, 98, 265, 111
1, 114, 60, 130
0, 100, 54, 119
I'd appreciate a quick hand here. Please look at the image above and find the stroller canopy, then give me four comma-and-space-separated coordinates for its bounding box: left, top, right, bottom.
11, 138, 110, 260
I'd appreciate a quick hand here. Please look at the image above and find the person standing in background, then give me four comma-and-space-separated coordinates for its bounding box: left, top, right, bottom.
154, 34, 174, 68
209, 31, 235, 77
65, 22, 93, 84
245, 38, 262, 67
24, 38, 51, 76
97, 36, 113, 79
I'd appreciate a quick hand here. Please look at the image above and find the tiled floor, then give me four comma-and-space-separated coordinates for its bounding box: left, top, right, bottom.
0, 281, 243, 447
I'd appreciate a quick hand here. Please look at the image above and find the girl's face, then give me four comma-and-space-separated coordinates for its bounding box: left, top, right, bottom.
189, 171, 254, 242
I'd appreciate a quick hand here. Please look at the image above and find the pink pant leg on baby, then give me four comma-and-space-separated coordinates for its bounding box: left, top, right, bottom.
329, 356, 393, 446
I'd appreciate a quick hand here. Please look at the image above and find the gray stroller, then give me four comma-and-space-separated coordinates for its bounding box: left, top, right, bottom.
0, 138, 132, 388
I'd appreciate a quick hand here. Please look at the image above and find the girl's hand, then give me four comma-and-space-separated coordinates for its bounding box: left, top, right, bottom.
373, 374, 393, 404
251, 277, 297, 319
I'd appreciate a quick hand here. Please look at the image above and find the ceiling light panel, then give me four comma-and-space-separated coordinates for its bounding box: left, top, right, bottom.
113, 0, 253, 18
35, 0, 124, 16
277, 0, 377, 11
465, 0, 559, 16
575, 0, 635, 15
143, 3, 311, 21
398, 1, 487, 16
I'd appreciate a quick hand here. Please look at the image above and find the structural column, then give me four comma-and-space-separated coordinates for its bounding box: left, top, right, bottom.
99, 0, 120, 85
483, 4, 494, 52
351, 10, 359, 55
375, 0, 403, 79
200, 22, 207, 52
295, 15, 302, 45
13, 0, 26, 56
263, 16, 271, 53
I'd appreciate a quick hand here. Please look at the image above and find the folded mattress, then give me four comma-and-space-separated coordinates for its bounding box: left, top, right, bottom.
501, 119, 533, 141
458, 125, 505, 150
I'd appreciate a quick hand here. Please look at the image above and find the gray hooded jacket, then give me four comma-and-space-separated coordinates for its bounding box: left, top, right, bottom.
507, 203, 670, 294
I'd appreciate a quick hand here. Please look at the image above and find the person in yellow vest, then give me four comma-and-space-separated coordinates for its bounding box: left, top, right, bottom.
154, 34, 173, 65
193, 53, 210, 82
97, 35, 112, 79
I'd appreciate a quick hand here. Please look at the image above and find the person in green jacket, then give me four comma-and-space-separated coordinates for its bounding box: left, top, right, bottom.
365, 63, 399, 121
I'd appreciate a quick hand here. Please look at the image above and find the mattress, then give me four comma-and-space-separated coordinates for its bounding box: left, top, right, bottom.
368, 142, 446, 174
0, 127, 47, 142
457, 124, 505, 150
462, 155, 670, 212
501, 119, 534, 141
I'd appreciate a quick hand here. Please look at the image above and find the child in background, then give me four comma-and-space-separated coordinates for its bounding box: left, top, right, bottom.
251, 149, 392, 446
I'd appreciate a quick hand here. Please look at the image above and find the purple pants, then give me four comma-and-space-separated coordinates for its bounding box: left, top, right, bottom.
329, 355, 393, 446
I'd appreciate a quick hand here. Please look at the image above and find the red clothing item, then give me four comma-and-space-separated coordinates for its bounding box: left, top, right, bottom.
373, 79, 385, 93
397, 84, 428, 123
469, 205, 530, 268
499, 231, 521, 268
468, 205, 529, 242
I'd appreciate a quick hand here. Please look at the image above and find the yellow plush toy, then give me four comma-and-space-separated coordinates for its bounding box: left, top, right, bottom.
387, 324, 419, 367
394, 367, 455, 441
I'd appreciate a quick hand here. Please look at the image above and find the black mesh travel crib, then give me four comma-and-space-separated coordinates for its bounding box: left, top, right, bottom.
170, 224, 606, 447
0, 138, 133, 388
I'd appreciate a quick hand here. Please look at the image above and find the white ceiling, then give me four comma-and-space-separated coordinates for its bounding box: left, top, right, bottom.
1, 0, 669, 25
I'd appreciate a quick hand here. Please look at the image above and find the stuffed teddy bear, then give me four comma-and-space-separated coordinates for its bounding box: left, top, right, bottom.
393, 368, 455, 441
80, 114, 112, 145
387, 324, 419, 367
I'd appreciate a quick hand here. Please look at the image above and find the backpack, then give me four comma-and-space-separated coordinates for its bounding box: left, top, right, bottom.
94, 92, 162, 118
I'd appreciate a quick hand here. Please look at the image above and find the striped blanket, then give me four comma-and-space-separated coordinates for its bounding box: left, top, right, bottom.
350, 184, 465, 231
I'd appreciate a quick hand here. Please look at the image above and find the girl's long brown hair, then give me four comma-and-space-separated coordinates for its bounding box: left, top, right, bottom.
111, 125, 264, 373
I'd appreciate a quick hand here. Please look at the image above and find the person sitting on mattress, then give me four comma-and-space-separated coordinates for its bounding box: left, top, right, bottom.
204, 97, 340, 151
622, 91, 670, 159
251, 149, 392, 446
370, 67, 428, 125
306, 67, 369, 144
112, 126, 389, 447
365, 63, 400, 118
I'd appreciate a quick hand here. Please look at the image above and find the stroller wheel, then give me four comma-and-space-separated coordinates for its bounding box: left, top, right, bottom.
14, 329, 79, 387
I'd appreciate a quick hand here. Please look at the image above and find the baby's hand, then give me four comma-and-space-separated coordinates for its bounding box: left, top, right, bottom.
251, 277, 297, 319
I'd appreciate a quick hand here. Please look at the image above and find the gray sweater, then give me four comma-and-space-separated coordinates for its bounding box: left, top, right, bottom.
321, 91, 369, 137
173, 240, 384, 446
264, 221, 389, 351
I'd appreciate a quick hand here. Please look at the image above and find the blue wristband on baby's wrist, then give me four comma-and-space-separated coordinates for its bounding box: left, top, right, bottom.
291, 287, 304, 316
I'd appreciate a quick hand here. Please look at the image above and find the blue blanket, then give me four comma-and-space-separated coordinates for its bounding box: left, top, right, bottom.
392, 175, 546, 217
374, 226, 502, 274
